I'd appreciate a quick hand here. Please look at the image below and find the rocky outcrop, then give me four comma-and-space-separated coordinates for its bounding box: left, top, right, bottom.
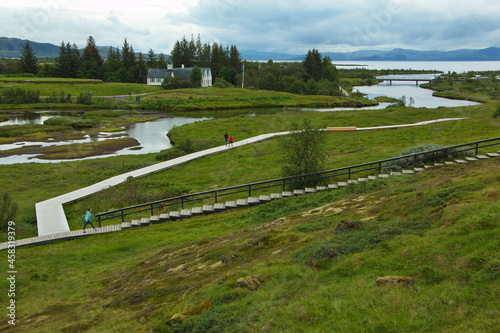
234, 275, 264, 290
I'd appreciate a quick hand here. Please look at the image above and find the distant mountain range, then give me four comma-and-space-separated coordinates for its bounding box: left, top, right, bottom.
2, 37, 500, 61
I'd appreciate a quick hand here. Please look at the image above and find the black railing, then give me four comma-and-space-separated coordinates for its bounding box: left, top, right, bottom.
96, 137, 499, 226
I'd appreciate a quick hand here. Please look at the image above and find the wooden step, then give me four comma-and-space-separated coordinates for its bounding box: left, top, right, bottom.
131, 220, 142, 227
225, 201, 237, 208
169, 211, 181, 220
248, 197, 261, 205
402, 169, 415, 174
293, 189, 305, 195
180, 209, 192, 218
236, 199, 248, 207
378, 174, 389, 178
282, 191, 294, 197
121, 222, 132, 228
465, 157, 478, 161
149, 215, 160, 224
338, 182, 348, 187
455, 159, 468, 164
159, 213, 170, 222
214, 203, 226, 211
328, 184, 339, 189
270, 193, 282, 200
476, 155, 489, 159
316, 185, 328, 191
347, 179, 358, 184
486, 152, 500, 157
203, 204, 215, 213
191, 207, 204, 216
368, 175, 378, 180
305, 187, 317, 193
357, 177, 369, 182
258, 195, 272, 202
140, 218, 150, 226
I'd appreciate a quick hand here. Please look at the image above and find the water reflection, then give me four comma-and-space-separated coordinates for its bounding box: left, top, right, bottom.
354, 81, 480, 108
0, 114, 211, 164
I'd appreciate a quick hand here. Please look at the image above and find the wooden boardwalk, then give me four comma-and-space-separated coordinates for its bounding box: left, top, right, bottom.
1, 118, 481, 250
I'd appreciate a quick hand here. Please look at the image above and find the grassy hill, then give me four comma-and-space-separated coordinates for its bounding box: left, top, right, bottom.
1, 157, 498, 332
0, 75, 498, 332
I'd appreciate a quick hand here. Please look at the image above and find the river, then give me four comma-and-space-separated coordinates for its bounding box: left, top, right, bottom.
1, 61, 498, 164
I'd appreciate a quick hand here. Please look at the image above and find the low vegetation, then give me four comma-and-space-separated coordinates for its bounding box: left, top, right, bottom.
1, 158, 497, 332
0, 70, 498, 331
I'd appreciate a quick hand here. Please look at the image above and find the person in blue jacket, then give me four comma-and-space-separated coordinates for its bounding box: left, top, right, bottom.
82, 208, 96, 233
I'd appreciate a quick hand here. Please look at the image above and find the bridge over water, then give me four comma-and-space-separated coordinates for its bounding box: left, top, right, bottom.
376, 74, 440, 85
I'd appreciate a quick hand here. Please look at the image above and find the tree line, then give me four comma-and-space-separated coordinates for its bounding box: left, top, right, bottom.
6, 35, 341, 96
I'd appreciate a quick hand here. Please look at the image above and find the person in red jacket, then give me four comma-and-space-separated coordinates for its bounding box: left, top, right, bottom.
228, 135, 234, 147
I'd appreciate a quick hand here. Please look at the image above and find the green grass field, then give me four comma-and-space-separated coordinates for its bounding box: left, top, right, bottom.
0, 77, 498, 332
1, 158, 498, 332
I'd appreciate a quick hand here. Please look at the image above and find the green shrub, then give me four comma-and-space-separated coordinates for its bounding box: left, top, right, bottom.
212, 78, 233, 88
493, 105, 500, 118
0, 192, 18, 229
156, 148, 184, 161
76, 91, 92, 104
43, 116, 96, 129
0, 87, 40, 104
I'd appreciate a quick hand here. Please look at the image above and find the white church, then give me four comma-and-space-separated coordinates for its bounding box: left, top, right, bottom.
146, 60, 212, 87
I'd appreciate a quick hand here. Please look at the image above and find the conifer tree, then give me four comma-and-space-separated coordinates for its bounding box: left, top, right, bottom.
121, 39, 136, 82
18, 41, 39, 75
79, 36, 103, 79
55, 41, 70, 77
303, 48, 323, 81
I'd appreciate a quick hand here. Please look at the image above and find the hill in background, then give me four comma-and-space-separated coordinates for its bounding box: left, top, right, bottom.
2, 36, 500, 61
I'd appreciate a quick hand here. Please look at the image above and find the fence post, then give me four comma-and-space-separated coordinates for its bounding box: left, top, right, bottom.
248, 184, 252, 197
98, 215, 102, 227
121, 210, 124, 223
348, 167, 351, 180
181, 197, 184, 209
475, 143, 479, 155
215, 191, 218, 204
151, 204, 154, 216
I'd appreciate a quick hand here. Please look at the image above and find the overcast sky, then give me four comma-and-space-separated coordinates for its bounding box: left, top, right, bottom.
2, 0, 499, 55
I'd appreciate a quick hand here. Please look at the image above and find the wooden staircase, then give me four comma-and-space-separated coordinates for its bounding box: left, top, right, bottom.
1, 151, 498, 250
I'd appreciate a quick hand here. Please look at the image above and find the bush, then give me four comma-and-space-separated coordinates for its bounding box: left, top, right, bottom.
0, 87, 40, 104
0, 192, 18, 229
212, 78, 233, 88
162, 77, 193, 89
76, 91, 92, 104
493, 105, 500, 118
43, 116, 96, 129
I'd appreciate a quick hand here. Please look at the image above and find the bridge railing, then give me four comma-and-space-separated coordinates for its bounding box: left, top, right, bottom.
95, 137, 499, 226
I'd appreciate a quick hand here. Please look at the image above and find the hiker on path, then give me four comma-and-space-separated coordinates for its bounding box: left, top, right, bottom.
228, 135, 234, 147
224, 132, 229, 146
82, 208, 96, 233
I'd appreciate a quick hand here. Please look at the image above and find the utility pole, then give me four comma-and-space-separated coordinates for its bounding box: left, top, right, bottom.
241, 62, 245, 89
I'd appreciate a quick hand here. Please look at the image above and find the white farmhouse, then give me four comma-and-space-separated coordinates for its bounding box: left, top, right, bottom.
146, 61, 212, 87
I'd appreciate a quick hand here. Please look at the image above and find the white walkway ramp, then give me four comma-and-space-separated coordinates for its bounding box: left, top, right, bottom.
35, 118, 465, 236
35, 132, 291, 236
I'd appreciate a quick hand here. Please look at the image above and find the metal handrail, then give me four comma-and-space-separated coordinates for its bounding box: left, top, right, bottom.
96, 137, 499, 226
